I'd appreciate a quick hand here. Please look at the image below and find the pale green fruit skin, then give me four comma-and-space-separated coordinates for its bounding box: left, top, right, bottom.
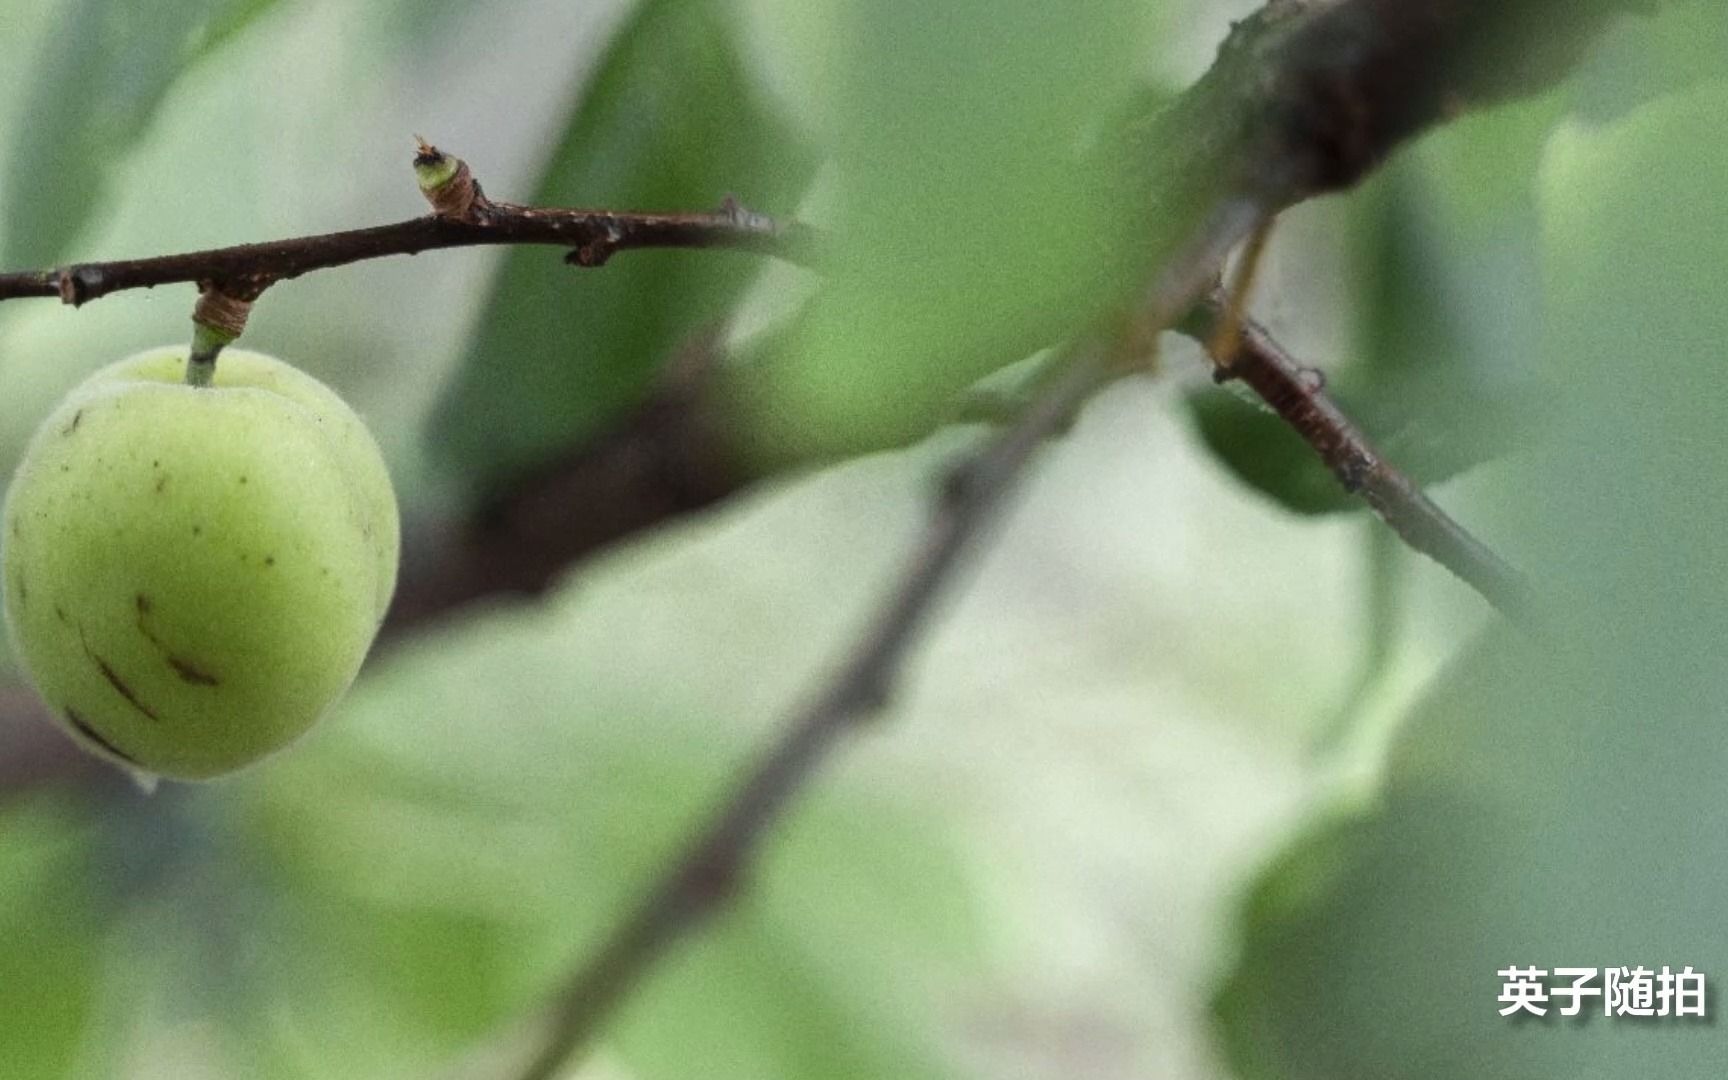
1, 347, 399, 780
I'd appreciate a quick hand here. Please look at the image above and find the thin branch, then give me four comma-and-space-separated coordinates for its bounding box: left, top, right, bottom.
0, 200, 815, 306
1184, 289, 1532, 617
511, 188, 1256, 1079
512, 343, 1113, 1080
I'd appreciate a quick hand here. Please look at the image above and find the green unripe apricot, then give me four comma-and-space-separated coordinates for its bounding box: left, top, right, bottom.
1, 347, 399, 781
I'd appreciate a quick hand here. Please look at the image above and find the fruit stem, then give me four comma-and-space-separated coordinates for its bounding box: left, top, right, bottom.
185, 321, 233, 388
186, 288, 253, 388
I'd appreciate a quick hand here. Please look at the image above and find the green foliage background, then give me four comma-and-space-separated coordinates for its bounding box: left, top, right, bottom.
0, 0, 1723, 1077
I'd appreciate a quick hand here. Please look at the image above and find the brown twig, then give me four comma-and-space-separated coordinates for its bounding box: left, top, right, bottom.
0, 200, 815, 307
1184, 289, 1532, 617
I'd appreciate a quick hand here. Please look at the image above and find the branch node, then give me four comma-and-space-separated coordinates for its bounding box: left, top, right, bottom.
566, 238, 615, 268
566, 222, 625, 268
55, 266, 101, 306
718, 193, 775, 234
186, 286, 253, 388
191, 286, 253, 341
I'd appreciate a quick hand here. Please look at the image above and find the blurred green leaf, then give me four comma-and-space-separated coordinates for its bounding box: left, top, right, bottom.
1190, 95, 1560, 515
1214, 77, 1728, 1078
237, 737, 976, 1079
730, 0, 1148, 466
614, 799, 978, 1080
429, 0, 815, 499
28, 572, 986, 1080
0, 796, 103, 1078
1570, 0, 1728, 123
1, 0, 284, 267
1188, 390, 1358, 515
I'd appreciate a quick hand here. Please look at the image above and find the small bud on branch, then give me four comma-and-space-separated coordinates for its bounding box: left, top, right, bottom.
414, 137, 484, 221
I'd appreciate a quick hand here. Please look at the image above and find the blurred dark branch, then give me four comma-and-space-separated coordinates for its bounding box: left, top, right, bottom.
509, 196, 1264, 1079
514, 341, 1118, 1080
509, 2, 1639, 1072
386, 332, 741, 631
379, 203, 1255, 638
1136, 0, 1648, 217
1184, 291, 1532, 617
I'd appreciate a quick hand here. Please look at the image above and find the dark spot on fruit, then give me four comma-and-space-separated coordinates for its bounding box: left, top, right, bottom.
264, 555, 275, 567
55, 605, 69, 624
192, 525, 202, 536
152, 459, 160, 469
238, 475, 248, 485
135, 597, 171, 655
167, 655, 220, 686
78, 631, 161, 723
61, 410, 82, 436
63, 707, 140, 766
59, 465, 69, 473
12, 578, 26, 607
90, 656, 159, 721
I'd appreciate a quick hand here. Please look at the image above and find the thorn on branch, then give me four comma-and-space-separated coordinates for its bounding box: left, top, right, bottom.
565, 228, 621, 268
